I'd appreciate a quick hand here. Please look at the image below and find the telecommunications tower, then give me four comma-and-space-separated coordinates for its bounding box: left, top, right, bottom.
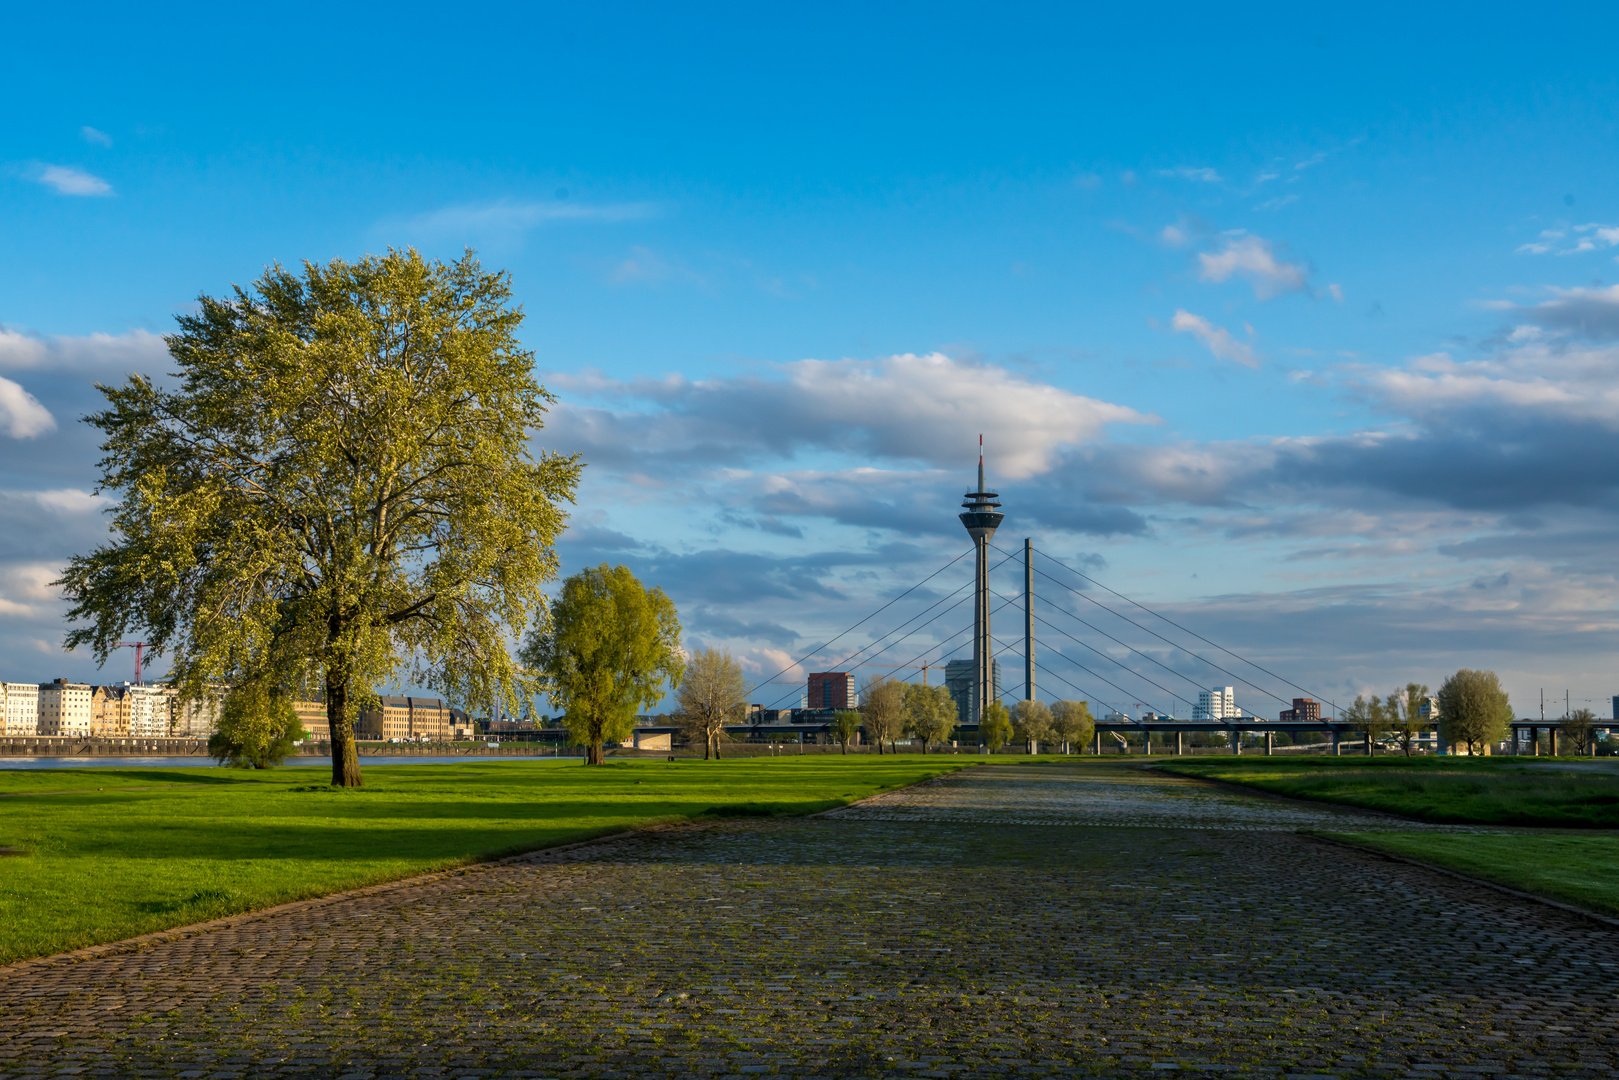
959, 436, 1005, 724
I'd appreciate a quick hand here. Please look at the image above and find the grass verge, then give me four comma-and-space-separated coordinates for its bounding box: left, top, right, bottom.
1157, 756, 1619, 826
0, 756, 965, 964
1323, 831, 1619, 918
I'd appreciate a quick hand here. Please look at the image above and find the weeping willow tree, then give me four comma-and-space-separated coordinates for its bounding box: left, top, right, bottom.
57, 249, 581, 786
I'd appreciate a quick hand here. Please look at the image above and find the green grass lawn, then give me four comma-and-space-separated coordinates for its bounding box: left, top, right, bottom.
1326, 831, 1619, 918
1157, 756, 1619, 826
0, 756, 965, 965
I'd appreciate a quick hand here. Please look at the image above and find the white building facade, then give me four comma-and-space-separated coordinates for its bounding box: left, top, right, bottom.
1193, 687, 1243, 721
126, 686, 174, 738
2, 682, 41, 735
37, 680, 93, 736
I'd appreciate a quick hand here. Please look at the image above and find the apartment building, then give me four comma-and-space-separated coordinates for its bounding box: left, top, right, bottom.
90, 685, 131, 736
37, 679, 93, 736
293, 700, 330, 741
358, 695, 454, 740
170, 689, 223, 738
1, 682, 40, 735
126, 686, 172, 737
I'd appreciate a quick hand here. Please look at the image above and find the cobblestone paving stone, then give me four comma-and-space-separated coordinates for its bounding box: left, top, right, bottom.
2, 762, 1617, 1079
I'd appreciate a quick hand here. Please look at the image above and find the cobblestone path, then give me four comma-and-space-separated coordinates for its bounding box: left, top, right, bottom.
3, 762, 1617, 1079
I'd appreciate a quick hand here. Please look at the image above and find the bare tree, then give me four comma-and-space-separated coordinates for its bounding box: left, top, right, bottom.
676, 647, 745, 760
1343, 694, 1390, 756
1388, 682, 1430, 757
1012, 700, 1054, 754
1564, 707, 1597, 756
860, 675, 906, 754
1050, 700, 1094, 754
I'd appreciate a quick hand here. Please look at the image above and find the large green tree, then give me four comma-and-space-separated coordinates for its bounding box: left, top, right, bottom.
1012, 699, 1054, 753
523, 563, 683, 765
1050, 700, 1094, 754
58, 249, 580, 787
1436, 669, 1513, 756
903, 683, 957, 754
979, 700, 1013, 753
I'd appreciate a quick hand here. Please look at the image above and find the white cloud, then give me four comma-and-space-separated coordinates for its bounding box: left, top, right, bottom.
0, 377, 55, 438
1506, 284, 1619, 339
1197, 233, 1310, 300
1170, 310, 1259, 368
0, 327, 168, 373
609, 246, 706, 288
32, 164, 112, 196
1159, 224, 1189, 247
549, 352, 1157, 480
80, 126, 112, 147
390, 199, 655, 242
1516, 224, 1619, 257
1157, 166, 1221, 183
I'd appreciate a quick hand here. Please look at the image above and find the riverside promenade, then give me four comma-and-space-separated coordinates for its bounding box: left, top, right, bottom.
1, 763, 1615, 1078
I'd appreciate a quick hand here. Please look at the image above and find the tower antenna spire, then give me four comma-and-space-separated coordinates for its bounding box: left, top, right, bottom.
960, 435, 1004, 726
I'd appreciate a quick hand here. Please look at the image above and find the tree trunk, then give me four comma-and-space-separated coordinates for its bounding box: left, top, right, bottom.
327, 669, 364, 788
713, 732, 722, 760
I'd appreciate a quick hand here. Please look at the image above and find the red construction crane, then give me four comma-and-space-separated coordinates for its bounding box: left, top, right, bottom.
114, 641, 146, 683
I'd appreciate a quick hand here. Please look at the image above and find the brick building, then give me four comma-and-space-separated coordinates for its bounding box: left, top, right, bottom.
1278, 697, 1321, 723
807, 672, 855, 711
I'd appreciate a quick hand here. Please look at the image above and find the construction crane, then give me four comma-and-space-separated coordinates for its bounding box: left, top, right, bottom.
114, 641, 146, 683
857, 661, 941, 685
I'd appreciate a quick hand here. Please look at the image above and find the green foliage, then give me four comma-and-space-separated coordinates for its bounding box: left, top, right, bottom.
1388, 682, 1430, 757
1050, 700, 1094, 752
831, 709, 863, 753
676, 647, 745, 760
208, 684, 308, 769
903, 684, 957, 753
56, 249, 580, 787
1332, 832, 1619, 918
522, 564, 683, 764
1343, 693, 1390, 753
980, 700, 1013, 752
1436, 669, 1513, 755
1012, 699, 1054, 749
1162, 757, 1619, 827
859, 675, 906, 753
0, 757, 968, 965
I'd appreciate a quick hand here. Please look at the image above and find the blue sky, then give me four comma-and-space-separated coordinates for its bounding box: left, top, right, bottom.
4, 3, 1619, 719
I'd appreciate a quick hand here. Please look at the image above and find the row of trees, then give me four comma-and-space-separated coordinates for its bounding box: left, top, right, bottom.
1341, 669, 1539, 756
823, 678, 1097, 755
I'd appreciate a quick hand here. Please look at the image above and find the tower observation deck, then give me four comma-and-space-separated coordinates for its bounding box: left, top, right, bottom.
959, 436, 1005, 725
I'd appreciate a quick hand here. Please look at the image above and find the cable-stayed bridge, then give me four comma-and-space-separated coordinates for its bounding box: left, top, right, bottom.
735, 444, 1409, 755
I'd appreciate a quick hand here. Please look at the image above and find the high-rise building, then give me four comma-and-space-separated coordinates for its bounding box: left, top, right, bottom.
1193, 687, 1242, 720
1, 682, 40, 735
807, 672, 856, 711
945, 658, 1001, 726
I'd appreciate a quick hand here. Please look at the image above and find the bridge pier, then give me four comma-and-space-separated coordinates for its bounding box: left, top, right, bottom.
1530, 726, 1538, 755
1265, 731, 1274, 756
1551, 728, 1559, 756
1232, 729, 1241, 756
1332, 730, 1341, 756
1176, 731, 1184, 756
1143, 732, 1151, 757
1093, 731, 1101, 755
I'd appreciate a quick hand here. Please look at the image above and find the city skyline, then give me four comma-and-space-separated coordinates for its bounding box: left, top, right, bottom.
2, 6, 1618, 717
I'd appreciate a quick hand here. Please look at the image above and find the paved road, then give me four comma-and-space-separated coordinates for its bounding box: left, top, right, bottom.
2, 762, 1616, 1079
